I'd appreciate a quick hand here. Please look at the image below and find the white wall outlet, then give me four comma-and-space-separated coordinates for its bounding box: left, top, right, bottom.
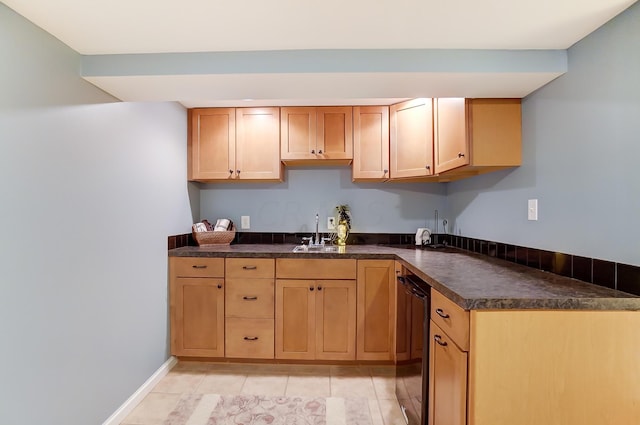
528, 199, 538, 221
241, 215, 250, 229
327, 217, 335, 230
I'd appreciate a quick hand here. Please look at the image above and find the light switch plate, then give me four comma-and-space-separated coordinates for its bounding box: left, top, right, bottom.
241, 215, 250, 229
528, 199, 538, 221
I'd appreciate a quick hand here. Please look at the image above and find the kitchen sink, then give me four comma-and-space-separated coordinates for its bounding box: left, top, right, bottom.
292, 245, 338, 253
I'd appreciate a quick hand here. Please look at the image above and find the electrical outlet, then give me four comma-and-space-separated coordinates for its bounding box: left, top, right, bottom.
528, 199, 538, 221
327, 217, 335, 230
241, 215, 250, 229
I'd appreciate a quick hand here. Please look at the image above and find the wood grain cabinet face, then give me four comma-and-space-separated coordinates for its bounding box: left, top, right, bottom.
429, 320, 468, 425
169, 257, 225, 357
224, 258, 275, 359
281, 107, 353, 164
188, 108, 236, 181
390, 98, 434, 179
356, 260, 395, 361
352, 106, 390, 181
434, 98, 522, 177
188, 107, 282, 182
275, 259, 357, 361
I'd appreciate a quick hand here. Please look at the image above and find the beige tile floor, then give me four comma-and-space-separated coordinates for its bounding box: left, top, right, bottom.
121, 361, 410, 425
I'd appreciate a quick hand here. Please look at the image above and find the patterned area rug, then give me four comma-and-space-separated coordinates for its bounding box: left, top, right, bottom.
164, 394, 372, 425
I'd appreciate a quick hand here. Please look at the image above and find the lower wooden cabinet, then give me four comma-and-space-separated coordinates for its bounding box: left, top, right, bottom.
170, 257, 225, 357
429, 321, 468, 425
275, 279, 356, 360
356, 260, 395, 360
171, 276, 225, 357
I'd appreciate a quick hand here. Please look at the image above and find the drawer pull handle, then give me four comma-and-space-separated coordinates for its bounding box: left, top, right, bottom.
435, 308, 450, 319
244, 336, 259, 341
242, 265, 257, 270
243, 296, 258, 301
434, 335, 447, 346
192, 265, 207, 269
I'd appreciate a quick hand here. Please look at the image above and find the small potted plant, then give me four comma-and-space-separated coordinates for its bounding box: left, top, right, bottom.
335, 205, 351, 246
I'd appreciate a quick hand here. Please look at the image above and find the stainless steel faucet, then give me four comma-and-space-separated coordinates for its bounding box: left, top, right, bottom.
315, 213, 320, 245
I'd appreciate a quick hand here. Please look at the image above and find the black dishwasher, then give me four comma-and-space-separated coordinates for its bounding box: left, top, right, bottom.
395, 273, 430, 425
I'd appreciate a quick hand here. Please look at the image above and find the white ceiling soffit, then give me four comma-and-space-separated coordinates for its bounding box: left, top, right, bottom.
3, 0, 637, 54
83, 72, 565, 108
80, 49, 567, 106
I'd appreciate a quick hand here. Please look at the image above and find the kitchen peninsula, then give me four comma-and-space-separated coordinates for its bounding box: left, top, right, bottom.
169, 244, 640, 425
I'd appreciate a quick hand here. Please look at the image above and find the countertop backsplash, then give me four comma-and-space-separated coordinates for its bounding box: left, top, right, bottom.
167, 231, 640, 296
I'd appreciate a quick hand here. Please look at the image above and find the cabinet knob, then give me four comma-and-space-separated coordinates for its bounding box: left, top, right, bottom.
229, 169, 233, 175
434, 335, 448, 347
309, 287, 314, 291
243, 336, 259, 341
383, 169, 388, 174
318, 150, 323, 154
435, 308, 450, 319
311, 150, 315, 154
236, 169, 241, 175
317, 285, 322, 291
458, 152, 465, 158
217, 284, 223, 289
425, 165, 430, 170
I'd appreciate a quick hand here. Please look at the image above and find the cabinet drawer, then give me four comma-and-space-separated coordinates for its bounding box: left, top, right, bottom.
225, 279, 274, 318
226, 258, 275, 278
225, 318, 274, 359
171, 257, 224, 278
431, 289, 470, 351
276, 259, 357, 279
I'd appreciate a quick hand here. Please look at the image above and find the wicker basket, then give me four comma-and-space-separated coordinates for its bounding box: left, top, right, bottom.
192, 225, 236, 246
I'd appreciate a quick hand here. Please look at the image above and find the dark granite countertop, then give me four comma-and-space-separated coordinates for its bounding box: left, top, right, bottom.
169, 244, 640, 311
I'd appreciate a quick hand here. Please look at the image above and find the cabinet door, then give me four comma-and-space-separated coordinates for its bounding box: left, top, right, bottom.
317, 107, 353, 160
353, 106, 390, 181
434, 98, 469, 174
275, 279, 316, 360
188, 108, 235, 181
236, 107, 282, 180
315, 280, 356, 361
281, 107, 316, 160
390, 98, 434, 178
171, 277, 224, 357
429, 321, 468, 425
356, 260, 395, 360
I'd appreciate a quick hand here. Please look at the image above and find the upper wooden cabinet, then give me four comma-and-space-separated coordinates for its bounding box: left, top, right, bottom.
434, 98, 522, 178
188, 107, 282, 182
352, 106, 390, 182
390, 98, 435, 179
281, 106, 353, 165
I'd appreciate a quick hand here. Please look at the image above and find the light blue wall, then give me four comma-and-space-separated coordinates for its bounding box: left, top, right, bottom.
447, 2, 640, 266
0, 4, 194, 425
200, 167, 448, 234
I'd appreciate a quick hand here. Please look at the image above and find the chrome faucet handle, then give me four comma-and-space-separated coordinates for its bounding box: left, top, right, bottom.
321, 237, 331, 246
301, 237, 313, 245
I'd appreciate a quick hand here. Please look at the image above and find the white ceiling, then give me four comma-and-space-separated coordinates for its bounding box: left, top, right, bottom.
4, 0, 637, 106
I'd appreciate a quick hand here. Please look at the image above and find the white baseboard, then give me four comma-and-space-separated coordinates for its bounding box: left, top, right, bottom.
102, 356, 178, 425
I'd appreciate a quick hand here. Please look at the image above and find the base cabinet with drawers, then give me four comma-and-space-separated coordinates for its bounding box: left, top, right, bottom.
428, 288, 640, 425
224, 258, 275, 359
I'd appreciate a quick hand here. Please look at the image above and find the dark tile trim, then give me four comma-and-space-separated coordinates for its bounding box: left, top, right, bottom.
167, 231, 639, 294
